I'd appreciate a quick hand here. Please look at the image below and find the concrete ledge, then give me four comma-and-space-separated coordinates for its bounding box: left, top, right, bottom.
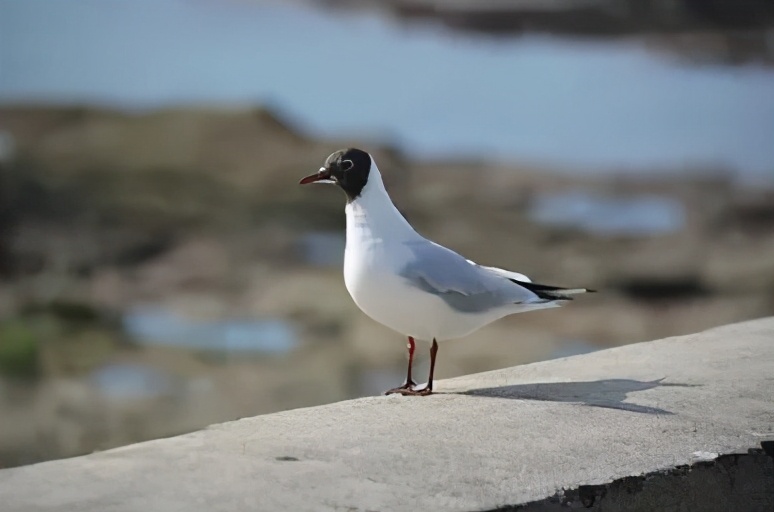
2, 318, 773, 511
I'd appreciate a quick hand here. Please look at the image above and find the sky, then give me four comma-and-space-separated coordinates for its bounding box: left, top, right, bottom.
1, 0, 773, 177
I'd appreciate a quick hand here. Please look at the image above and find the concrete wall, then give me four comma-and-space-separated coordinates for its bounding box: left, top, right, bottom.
1, 317, 773, 511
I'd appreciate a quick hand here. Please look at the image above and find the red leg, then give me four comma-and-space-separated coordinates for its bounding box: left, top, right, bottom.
426, 338, 438, 392
405, 336, 416, 386
388, 338, 438, 397
385, 336, 417, 395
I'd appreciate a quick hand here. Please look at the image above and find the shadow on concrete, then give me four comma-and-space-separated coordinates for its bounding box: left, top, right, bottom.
456, 378, 698, 415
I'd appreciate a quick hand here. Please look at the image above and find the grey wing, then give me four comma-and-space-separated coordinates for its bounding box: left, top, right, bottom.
477, 264, 531, 283
399, 241, 543, 313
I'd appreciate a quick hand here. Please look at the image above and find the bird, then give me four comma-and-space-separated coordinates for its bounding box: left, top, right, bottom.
299, 148, 595, 396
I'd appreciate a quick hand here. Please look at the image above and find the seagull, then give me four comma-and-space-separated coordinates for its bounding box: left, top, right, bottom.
300, 148, 595, 396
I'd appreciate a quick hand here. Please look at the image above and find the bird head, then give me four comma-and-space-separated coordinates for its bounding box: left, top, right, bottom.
299, 148, 372, 201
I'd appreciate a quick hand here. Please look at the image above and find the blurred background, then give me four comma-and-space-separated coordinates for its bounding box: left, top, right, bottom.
1, 0, 773, 469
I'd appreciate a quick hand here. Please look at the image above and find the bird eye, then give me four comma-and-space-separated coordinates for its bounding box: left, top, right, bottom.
340, 160, 354, 171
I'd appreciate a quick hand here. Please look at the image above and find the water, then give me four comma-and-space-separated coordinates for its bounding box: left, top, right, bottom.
1, 0, 773, 179
123, 305, 299, 355
89, 362, 177, 400
528, 192, 686, 235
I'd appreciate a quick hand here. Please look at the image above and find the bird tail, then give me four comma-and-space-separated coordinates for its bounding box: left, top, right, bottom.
510, 280, 597, 301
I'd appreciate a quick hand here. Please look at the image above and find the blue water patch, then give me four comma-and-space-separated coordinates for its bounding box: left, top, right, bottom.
528, 191, 685, 235
89, 362, 177, 400
123, 306, 299, 355
1, 0, 773, 177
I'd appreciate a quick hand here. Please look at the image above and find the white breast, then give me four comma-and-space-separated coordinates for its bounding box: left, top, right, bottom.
344, 231, 430, 339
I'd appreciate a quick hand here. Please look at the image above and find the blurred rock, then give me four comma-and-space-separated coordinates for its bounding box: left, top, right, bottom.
320, 0, 774, 64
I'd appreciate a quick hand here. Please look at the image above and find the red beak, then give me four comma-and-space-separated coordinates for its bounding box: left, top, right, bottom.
299, 169, 332, 185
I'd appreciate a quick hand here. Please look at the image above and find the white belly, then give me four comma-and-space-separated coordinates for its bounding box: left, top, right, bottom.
343, 239, 505, 341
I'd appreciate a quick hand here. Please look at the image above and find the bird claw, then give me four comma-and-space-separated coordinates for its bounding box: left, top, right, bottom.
384, 380, 417, 395
384, 382, 433, 396
393, 387, 433, 396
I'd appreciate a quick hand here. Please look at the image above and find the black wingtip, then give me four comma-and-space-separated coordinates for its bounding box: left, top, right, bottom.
509, 279, 597, 300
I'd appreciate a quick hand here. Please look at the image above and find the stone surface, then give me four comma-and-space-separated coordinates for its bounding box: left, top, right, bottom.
1, 317, 773, 511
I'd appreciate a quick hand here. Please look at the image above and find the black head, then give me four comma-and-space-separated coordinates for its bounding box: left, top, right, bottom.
299, 148, 372, 201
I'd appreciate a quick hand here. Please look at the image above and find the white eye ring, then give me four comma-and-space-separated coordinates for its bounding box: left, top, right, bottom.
341, 160, 354, 171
